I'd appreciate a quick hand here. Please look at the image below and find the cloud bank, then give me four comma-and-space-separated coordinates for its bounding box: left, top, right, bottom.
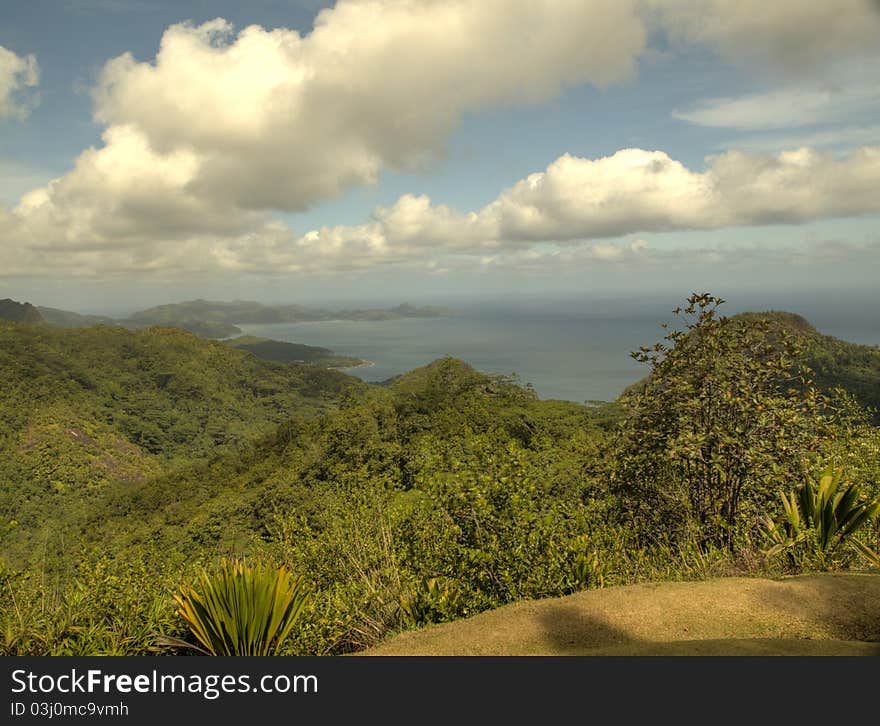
4, 146, 880, 277
4, 0, 880, 279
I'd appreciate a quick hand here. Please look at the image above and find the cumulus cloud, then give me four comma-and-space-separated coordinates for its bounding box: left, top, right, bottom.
13, 124, 260, 251
90, 3, 645, 213
367, 147, 880, 251
5, 1, 880, 280
5, 146, 880, 278
0, 46, 40, 120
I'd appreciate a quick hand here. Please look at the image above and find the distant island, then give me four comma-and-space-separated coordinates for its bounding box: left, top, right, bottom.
121, 299, 451, 337
0, 297, 448, 370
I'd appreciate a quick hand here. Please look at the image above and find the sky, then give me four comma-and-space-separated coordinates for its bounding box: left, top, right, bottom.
1, 0, 879, 312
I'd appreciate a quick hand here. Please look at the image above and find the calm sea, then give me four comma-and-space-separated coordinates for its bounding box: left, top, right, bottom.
239, 294, 880, 403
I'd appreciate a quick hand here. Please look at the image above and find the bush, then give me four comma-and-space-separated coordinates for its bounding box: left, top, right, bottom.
612, 293, 836, 548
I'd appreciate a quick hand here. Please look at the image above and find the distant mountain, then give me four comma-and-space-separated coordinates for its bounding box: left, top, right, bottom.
9, 297, 449, 339
37, 306, 116, 328
0, 298, 44, 324
124, 299, 450, 328
132, 319, 242, 338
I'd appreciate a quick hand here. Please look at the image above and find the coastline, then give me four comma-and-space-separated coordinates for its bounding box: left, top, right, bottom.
333, 359, 375, 371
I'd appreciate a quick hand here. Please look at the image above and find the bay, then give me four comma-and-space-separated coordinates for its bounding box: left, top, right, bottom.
238, 295, 880, 404
241, 308, 670, 403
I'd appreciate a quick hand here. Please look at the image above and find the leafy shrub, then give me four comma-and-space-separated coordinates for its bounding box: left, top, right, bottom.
612, 293, 836, 548
399, 577, 466, 627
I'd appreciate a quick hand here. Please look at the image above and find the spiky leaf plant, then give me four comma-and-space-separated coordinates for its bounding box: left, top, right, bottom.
766, 464, 880, 569
166, 559, 310, 656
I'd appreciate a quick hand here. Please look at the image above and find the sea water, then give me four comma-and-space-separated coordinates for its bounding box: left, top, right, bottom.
239, 294, 879, 403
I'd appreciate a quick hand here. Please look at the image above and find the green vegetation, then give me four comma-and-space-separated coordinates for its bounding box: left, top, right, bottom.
36, 306, 116, 328
1, 293, 878, 656
0, 298, 44, 324
612, 294, 836, 548
734, 310, 880, 422
0, 321, 362, 569
164, 559, 310, 656
225, 335, 366, 369
765, 464, 880, 569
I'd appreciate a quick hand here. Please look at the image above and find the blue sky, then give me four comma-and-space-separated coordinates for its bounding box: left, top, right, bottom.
1, 0, 879, 311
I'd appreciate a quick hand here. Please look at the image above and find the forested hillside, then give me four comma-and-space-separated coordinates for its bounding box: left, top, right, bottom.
1, 297, 878, 656
225, 335, 365, 368
0, 299, 44, 324
733, 311, 880, 421
0, 322, 362, 568
36, 306, 116, 328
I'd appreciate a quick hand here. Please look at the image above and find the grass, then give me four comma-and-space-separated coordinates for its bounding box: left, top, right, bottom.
364, 574, 880, 656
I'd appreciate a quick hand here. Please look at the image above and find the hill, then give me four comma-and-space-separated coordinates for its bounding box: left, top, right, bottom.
0, 298, 44, 324
0, 321, 364, 568
69, 357, 600, 567
738, 311, 880, 421
1, 303, 878, 656
124, 299, 450, 328
366, 574, 880, 655
621, 309, 880, 421
36, 306, 116, 328
225, 335, 366, 368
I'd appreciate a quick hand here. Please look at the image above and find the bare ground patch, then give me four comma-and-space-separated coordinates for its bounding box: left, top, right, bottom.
365, 574, 880, 656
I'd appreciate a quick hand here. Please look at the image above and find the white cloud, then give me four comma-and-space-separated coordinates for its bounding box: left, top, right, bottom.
13, 124, 260, 250
712, 126, 880, 154
646, 0, 880, 73
674, 84, 880, 132
489, 150, 718, 242
0, 46, 39, 120
673, 56, 880, 135
90, 3, 646, 213
5, 146, 880, 278
0, 159, 56, 207
5, 1, 880, 281
380, 147, 880, 248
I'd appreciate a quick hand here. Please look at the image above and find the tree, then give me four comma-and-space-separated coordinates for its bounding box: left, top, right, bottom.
611, 293, 833, 549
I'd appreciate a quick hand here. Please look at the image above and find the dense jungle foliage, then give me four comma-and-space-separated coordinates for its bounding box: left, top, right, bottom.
1, 295, 879, 655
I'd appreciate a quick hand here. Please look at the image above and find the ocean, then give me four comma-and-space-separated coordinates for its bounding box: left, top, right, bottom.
238, 294, 880, 403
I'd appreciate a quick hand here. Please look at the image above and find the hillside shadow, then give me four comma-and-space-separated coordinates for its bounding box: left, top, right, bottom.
537, 603, 635, 654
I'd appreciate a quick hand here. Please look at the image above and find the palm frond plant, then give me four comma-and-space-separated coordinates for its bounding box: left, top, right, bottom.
160, 558, 310, 656
765, 463, 880, 570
